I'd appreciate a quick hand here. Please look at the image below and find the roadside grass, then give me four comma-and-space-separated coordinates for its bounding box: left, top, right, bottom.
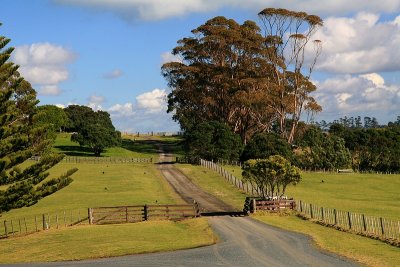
181, 163, 400, 267
175, 164, 249, 210
0, 218, 215, 263
224, 165, 400, 220
253, 213, 399, 267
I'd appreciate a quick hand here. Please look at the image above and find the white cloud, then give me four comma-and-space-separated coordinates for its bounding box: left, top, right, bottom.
13, 43, 76, 96
161, 51, 182, 64
108, 103, 135, 117
313, 73, 400, 120
136, 88, 167, 113
103, 69, 124, 79
40, 85, 62, 96
313, 13, 400, 74
54, 0, 400, 21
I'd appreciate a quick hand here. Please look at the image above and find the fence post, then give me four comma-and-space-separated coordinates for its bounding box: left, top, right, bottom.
35, 216, 38, 232
299, 200, 303, 213
362, 214, 366, 231
334, 209, 337, 225
42, 214, 46, 230
347, 212, 352, 229
252, 198, 257, 213
143, 205, 148, 221
310, 204, 313, 219
126, 207, 128, 223
4, 221, 7, 238
321, 207, 324, 222
88, 208, 94, 224
380, 217, 385, 236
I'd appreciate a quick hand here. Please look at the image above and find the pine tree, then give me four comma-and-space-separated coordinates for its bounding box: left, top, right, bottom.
0, 23, 64, 212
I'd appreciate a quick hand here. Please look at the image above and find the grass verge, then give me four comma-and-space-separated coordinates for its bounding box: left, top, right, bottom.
253, 213, 399, 267
0, 218, 215, 263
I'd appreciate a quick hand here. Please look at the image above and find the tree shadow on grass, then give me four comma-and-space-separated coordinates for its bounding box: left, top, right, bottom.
120, 139, 159, 155
54, 145, 97, 157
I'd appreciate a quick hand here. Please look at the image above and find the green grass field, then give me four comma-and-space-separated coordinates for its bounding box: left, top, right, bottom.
224, 165, 400, 220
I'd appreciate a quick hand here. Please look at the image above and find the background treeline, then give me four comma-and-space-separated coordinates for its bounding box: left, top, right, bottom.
184, 116, 400, 173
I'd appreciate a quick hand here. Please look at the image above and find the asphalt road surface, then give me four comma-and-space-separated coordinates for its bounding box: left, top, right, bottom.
5, 143, 359, 267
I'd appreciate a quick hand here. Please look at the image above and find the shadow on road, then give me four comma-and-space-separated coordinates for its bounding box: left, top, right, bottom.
201, 211, 246, 217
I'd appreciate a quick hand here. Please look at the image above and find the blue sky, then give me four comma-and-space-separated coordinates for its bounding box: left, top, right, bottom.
2, 0, 400, 132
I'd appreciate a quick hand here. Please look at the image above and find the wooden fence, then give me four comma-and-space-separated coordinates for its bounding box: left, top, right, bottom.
89, 204, 200, 225
296, 201, 400, 243
62, 156, 153, 164
200, 159, 259, 196
243, 197, 296, 213
1, 209, 87, 239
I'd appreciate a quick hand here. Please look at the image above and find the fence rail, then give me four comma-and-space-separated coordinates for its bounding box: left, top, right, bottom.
89, 204, 200, 225
296, 201, 400, 243
62, 157, 153, 164
1, 209, 87, 239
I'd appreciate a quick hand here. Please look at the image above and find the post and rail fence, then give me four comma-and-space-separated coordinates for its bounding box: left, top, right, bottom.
88, 204, 200, 225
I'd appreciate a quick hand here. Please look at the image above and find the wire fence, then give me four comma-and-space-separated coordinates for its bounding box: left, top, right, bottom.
62, 157, 153, 164
296, 200, 400, 245
1, 209, 88, 239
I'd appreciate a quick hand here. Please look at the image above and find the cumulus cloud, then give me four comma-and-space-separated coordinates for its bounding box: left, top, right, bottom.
136, 88, 167, 113
313, 13, 400, 74
54, 0, 400, 21
108, 103, 135, 117
87, 95, 105, 111
313, 73, 400, 120
103, 69, 124, 79
161, 51, 182, 65
13, 43, 76, 96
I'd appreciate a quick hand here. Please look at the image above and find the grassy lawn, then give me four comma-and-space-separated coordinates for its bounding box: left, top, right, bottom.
224, 165, 400, 220
175, 164, 249, 210
253, 213, 399, 267
53, 133, 159, 159
0, 218, 215, 263
181, 163, 400, 267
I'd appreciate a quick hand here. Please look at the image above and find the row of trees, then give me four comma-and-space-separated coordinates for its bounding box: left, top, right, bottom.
163, 8, 323, 144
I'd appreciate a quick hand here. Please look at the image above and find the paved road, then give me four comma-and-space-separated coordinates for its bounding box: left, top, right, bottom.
5, 143, 359, 267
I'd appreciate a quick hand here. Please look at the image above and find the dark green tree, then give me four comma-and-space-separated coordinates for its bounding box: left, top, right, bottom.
0, 24, 64, 212
240, 133, 293, 162
65, 105, 121, 156
184, 121, 243, 162
242, 155, 301, 198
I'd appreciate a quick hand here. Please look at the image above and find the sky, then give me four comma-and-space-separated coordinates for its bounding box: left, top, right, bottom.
2, 0, 400, 132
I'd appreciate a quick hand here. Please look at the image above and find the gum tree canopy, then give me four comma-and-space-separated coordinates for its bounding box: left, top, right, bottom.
162, 8, 323, 144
